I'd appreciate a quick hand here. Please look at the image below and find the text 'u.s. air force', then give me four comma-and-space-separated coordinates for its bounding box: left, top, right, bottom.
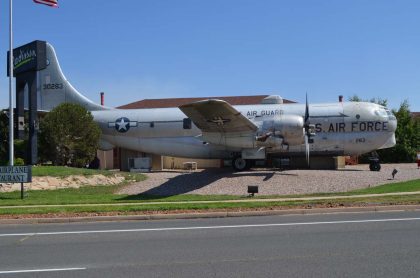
314, 122, 389, 133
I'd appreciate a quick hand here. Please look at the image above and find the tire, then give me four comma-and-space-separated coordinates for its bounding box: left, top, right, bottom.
232, 157, 247, 171
369, 162, 381, 171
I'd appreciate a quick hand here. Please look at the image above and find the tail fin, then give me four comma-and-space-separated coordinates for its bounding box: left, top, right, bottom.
37, 43, 110, 111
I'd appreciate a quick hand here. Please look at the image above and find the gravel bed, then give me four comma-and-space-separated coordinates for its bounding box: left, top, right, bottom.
118, 163, 420, 196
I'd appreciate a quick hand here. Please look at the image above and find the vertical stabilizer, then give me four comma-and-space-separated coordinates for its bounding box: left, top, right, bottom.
37, 43, 110, 111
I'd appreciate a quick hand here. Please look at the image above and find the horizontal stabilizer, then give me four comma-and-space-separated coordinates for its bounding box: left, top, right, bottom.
179, 99, 257, 133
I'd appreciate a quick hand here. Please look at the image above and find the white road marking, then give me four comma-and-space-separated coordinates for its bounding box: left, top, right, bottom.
0, 267, 86, 274
0, 217, 419, 237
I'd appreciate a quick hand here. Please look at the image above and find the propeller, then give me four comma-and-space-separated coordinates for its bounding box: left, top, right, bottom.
304, 93, 315, 167
305, 133, 310, 166
304, 94, 309, 124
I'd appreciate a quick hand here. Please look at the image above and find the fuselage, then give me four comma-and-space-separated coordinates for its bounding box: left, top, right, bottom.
28, 42, 396, 161
92, 101, 397, 159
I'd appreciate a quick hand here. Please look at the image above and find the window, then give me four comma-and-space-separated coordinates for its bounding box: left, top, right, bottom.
150, 122, 154, 128
183, 118, 192, 129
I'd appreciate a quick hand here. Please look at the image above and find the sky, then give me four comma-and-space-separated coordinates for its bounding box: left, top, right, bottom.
0, 0, 419, 111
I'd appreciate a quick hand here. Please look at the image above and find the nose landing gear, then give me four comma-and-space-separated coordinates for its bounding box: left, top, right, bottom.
368, 152, 381, 171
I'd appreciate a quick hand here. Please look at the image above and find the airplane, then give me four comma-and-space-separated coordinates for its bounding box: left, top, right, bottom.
32, 42, 397, 171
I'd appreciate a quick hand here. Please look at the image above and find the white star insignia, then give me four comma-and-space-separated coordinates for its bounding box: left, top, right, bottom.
116, 118, 129, 131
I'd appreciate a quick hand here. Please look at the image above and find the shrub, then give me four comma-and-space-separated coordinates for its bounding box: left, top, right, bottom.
38, 103, 101, 168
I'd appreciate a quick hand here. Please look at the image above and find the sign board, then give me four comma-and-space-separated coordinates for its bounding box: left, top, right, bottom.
0, 166, 32, 183
7, 40, 47, 76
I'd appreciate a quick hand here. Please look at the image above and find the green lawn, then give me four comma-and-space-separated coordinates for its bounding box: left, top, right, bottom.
0, 185, 241, 206
1, 166, 147, 206
0, 174, 419, 215
0, 175, 419, 207
32, 166, 115, 177
0, 194, 419, 215
350, 179, 420, 194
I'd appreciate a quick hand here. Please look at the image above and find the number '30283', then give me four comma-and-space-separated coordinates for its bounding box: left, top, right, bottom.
43, 83, 63, 90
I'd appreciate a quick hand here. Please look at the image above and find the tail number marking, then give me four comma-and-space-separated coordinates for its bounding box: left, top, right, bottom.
43, 83, 63, 90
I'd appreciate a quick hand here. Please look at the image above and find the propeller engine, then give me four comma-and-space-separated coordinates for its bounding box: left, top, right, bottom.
256, 114, 305, 148
255, 94, 316, 165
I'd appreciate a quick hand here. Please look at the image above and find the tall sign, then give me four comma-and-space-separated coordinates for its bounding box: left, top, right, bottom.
7, 40, 47, 76
7, 40, 47, 165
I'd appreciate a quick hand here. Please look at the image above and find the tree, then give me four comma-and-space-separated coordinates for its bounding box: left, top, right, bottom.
0, 112, 28, 165
39, 103, 101, 167
348, 95, 363, 102
0, 112, 8, 165
382, 100, 419, 162
348, 95, 387, 107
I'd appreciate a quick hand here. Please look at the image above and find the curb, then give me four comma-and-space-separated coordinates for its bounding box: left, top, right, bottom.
1, 204, 420, 225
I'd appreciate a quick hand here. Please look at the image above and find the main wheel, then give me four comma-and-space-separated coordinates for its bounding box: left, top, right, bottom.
369, 162, 381, 171
232, 157, 247, 171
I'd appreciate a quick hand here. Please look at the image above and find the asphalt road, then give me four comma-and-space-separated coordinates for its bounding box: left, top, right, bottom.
1, 211, 420, 277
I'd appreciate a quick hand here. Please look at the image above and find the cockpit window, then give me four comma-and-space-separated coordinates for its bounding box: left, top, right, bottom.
385, 109, 396, 120
374, 109, 388, 117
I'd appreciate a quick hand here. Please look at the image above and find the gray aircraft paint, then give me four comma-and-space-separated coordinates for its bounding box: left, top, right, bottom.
35, 43, 397, 159
92, 102, 396, 158
37, 43, 109, 112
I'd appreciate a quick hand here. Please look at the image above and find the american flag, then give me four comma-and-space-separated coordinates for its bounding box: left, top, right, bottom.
33, 0, 58, 7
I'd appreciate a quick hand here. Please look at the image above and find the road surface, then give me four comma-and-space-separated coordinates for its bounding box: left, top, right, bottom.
1, 211, 420, 277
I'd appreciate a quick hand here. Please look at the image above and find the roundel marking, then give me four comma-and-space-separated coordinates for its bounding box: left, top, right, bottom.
115, 117, 131, 133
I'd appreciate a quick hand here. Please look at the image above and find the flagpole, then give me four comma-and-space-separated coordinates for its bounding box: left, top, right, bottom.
8, 0, 14, 166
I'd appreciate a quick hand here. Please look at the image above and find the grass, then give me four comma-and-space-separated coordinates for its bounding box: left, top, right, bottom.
1, 184, 128, 205
1, 166, 147, 206
0, 186, 239, 206
253, 179, 420, 198
0, 177, 419, 215
0, 195, 419, 215
32, 166, 116, 177
350, 179, 420, 194
0, 177, 419, 207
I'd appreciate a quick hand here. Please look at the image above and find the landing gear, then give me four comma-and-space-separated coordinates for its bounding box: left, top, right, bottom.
369, 157, 381, 172
232, 157, 250, 171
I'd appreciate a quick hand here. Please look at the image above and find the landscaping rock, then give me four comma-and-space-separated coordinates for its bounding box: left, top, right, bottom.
0, 174, 125, 192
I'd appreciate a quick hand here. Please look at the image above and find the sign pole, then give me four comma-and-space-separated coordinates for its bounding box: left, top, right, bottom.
8, 0, 14, 166
20, 182, 24, 199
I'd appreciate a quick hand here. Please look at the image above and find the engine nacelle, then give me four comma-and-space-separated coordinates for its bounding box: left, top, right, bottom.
201, 114, 305, 150
258, 114, 305, 146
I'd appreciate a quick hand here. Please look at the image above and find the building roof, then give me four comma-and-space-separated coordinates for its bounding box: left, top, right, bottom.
411, 112, 420, 119
118, 95, 295, 109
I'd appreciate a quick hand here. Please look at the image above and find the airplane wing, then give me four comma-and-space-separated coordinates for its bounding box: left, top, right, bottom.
179, 99, 258, 133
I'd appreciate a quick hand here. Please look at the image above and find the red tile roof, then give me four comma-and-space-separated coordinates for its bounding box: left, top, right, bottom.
411, 112, 420, 119
118, 95, 295, 109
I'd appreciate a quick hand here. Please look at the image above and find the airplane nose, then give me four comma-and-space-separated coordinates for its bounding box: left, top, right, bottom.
388, 119, 397, 132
